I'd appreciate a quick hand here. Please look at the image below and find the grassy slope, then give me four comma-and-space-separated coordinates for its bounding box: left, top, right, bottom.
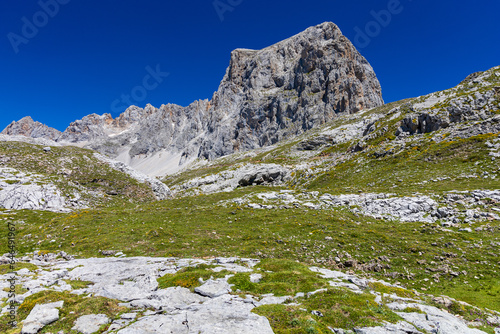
0, 141, 156, 206
307, 133, 500, 195
1, 188, 498, 312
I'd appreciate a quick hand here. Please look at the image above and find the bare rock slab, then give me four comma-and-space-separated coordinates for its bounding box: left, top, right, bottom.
118, 295, 273, 334
22, 301, 64, 334
72, 314, 110, 334
354, 321, 423, 333
396, 304, 488, 334
194, 278, 232, 298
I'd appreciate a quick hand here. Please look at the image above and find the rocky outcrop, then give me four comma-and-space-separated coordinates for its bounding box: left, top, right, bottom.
2, 22, 383, 176
0, 183, 68, 211
229, 189, 500, 226
388, 303, 488, 334
395, 68, 500, 137
198, 21, 383, 160
71, 314, 110, 334
1, 116, 61, 141
0, 167, 72, 212
175, 163, 290, 194
58, 105, 160, 143
320, 193, 438, 223
296, 135, 335, 151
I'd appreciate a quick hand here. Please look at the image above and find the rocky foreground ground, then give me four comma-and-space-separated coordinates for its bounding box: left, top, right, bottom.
1, 254, 499, 334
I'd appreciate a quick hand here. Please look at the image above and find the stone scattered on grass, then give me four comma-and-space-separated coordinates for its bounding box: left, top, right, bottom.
194, 278, 232, 298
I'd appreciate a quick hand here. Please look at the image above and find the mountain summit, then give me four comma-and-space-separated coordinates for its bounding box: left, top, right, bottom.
2, 116, 61, 140
2, 22, 383, 175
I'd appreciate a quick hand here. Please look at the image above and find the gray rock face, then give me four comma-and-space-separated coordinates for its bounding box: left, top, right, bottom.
231, 190, 441, 223
117, 294, 274, 334
71, 314, 110, 334
320, 193, 438, 223
199, 22, 383, 161
395, 67, 500, 139
354, 321, 423, 333
59, 105, 160, 143
59, 113, 114, 143
176, 163, 290, 195
389, 303, 488, 334
0, 167, 69, 212
296, 135, 335, 151
1, 116, 61, 141
194, 278, 232, 298
2, 22, 383, 176
396, 90, 498, 137
21, 301, 64, 334
0, 183, 67, 211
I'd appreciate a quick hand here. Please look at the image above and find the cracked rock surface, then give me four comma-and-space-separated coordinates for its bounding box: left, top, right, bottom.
1, 255, 493, 334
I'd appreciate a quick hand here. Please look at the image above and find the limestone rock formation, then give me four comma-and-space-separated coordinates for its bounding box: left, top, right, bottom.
0, 167, 72, 212
71, 314, 110, 334
198, 21, 383, 160
58, 105, 160, 143
1, 116, 61, 141
175, 163, 290, 195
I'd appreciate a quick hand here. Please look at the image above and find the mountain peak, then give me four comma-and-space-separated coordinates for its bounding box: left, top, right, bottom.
1, 116, 61, 140
18, 116, 35, 123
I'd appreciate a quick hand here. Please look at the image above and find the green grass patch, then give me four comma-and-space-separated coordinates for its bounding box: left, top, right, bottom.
0, 262, 38, 275
2, 284, 28, 295
254, 288, 402, 333
368, 282, 416, 299
229, 259, 329, 296
157, 264, 231, 291
1, 191, 499, 312
308, 133, 500, 195
64, 279, 93, 290
400, 306, 424, 313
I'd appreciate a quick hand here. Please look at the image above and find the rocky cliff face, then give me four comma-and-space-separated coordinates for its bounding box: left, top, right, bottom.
1, 116, 61, 140
59, 105, 161, 143
198, 22, 383, 160
1, 22, 383, 175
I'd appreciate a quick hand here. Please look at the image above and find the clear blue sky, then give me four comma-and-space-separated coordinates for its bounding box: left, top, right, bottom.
1, 0, 499, 131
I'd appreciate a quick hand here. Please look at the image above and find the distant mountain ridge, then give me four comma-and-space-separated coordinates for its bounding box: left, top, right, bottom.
2, 22, 383, 176
2, 116, 61, 140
